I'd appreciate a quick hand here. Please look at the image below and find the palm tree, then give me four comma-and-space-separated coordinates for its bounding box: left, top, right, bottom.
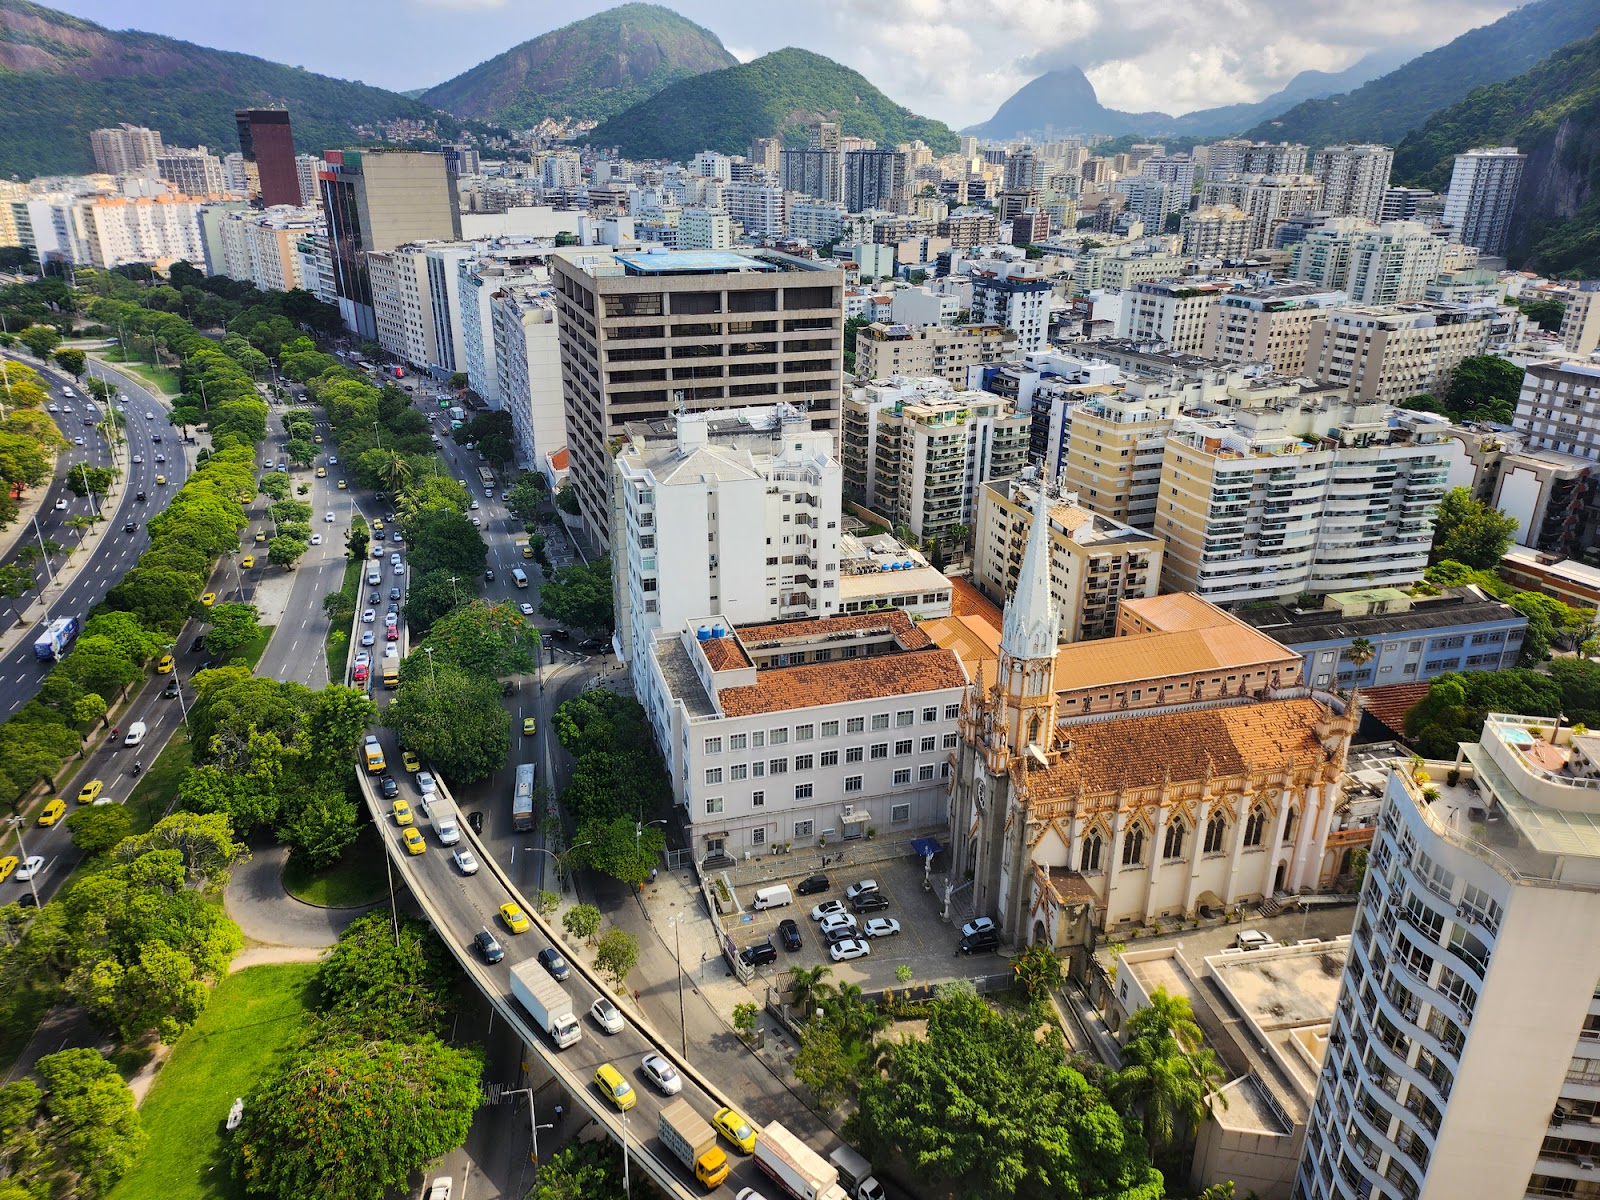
1111, 1030, 1226, 1155
1124, 986, 1204, 1051
65, 515, 96, 545
788, 964, 833, 1017
375, 449, 412, 495
1345, 637, 1376, 676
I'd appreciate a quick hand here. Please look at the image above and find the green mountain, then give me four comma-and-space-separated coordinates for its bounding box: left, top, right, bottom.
590, 47, 959, 161
1393, 30, 1600, 275
1243, 0, 1600, 147
0, 0, 465, 179
422, 4, 736, 128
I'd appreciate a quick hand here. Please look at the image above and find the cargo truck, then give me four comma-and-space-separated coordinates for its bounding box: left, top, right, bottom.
658, 1099, 730, 1188
754, 1123, 849, 1200
32, 615, 81, 661
508, 959, 580, 1049
828, 1146, 886, 1200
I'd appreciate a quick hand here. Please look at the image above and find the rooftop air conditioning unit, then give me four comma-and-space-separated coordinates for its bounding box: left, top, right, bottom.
842, 804, 855, 817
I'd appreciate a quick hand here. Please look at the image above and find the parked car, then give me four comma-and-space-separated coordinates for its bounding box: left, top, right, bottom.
961, 917, 996, 940
844, 879, 879, 903
739, 940, 777, 967
862, 918, 901, 939
778, 918, 802, 951
829, 938, 870, 962
810, 899, 847, 922
819, 912, 858, 939
959, 930, 1001, 955
796, 874, 830, 896
852, 892, 890, 913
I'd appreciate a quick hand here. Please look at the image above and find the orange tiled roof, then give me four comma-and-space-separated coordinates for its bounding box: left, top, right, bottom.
1055, 622, 1297, 690
922, 614, 1002, 680
949, 578, 1003, 631
735, 610, 932, 650
1027, 697, 1332, 798
717, 649, 967, 717
1118, 592, 1231, 633
548, 447, 569, 470
1356, 682, 1431, 738
700, 635, 750, 671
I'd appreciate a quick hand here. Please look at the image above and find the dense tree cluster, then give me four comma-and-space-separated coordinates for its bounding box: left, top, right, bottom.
1421, 559, 1593, 664
0, 1048, 145, 1199
552, 690, 670, 885
0, 358, 69, 532
539, 556, 614, 636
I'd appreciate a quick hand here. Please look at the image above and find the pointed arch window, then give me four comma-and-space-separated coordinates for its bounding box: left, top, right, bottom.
1121, 824, 1146, 866
1163, 819, 1186, 860
1204, 814, 1227, 854
1079, 831, 1103, 872
1027, 715, 1042, 745
1244, 806, 1267, 848
1282, 808, 1298, 844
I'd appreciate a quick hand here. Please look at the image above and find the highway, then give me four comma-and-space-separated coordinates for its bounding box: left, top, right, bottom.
0, 355, 190, 721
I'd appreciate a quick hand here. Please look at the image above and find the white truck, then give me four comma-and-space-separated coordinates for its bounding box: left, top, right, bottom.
754, 1122, 850, 1200
828, 1146, 886, 1200
508, 959, 581, 1049
658, 1099, 730, 1188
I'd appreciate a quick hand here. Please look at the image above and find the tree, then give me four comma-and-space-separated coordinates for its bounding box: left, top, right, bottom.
539, 558, 615, 634
421, 600, 538, 677
234, 1037, 482, 1200
267, 535, 307, 569
448, 371, 469, 392
1112, 995, 1227, 1162
732, 1002, 759, 1044
17, 325, 60, 360
315, 913, 454, 1039
1011, 940, 1065, 1002
276, 784, 361, 870
34, 1048, 145, 1198
532, 1140, 626, 1200
573, 815, 665, 888
202, 602, 263, 657
64, 465, 116, 499
118, 811, 247, 885
788, 964, 833, 1018
283, 438, 316, 467
795, 1025, 853, 1108
405, 508, 487, 577
258, 472, 291, 501
383, 662, 510, 785
594, 927, 639, 992
562, 903, 602, 945
503, 473, 548, 524
1444, 355, 1523, 423
52, 347, 85, 380
0, 564, 33, 623
1345, 637, 1376, 672
64, 804, 131, 856
554, 483, 580, 516
1430, 487, 1519, 569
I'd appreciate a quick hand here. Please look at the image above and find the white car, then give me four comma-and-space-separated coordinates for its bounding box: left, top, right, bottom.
640, 1052, 682, 1095
470, 517, 480, 527
155, 454, 164, 463
519, 603, 535, 616
810, 899, 848, 922
845, 879, 879, 903
862, 917, 901, 939
426, 1179, 452, 1200
393, 563, 404, 576
145, 412, 154, 420
263, 459, 274, 469
961, 917, 996, 940
16, 855, 45, 881
453, 848, 479, 875
360, 630, 374, 646
829, 938, 870, 962
47, 403, 58, 413
131, 454, 143, 464
819, 912, 858, 938
1236, 929, 1276, 951
310, 534, 322, 545
384, 612, 399, 628
469, 500, 479, 510
325, 512, 335, 522
362, 609, 376, 623
416, 771, 437, 797
328, 455, 338, 465
591, 997, 625, 1034
73, 437, 83, 446
53, 498, 67, 510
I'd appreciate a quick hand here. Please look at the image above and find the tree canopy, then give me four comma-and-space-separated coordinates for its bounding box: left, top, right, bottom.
1430, 488, 1519, 570
383, 661, 510, 785
539, 557, 614, 635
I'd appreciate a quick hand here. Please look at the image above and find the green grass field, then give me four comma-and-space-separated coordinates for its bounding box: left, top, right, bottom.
97, 348, 180, 398
325, 557, 361, 682
106, 964, 317, 1200
280, 824, 388, 908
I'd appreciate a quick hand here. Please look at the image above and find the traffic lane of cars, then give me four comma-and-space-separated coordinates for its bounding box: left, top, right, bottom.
362, 727, 769, 1198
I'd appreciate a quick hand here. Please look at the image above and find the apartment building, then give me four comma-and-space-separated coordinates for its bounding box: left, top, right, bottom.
723, 182, 785, 238
837, 531, 953, 619
1071, 247, 1188, 293
551, 247, 844, 547
1119, 279, 1230, 354
1307, 303, 1506, 404
1296, 714, 1600, 1200
458, 242, 556, 406
845, 149, 904, 212
77, 195, 210, 270
1203, 281, 1347, 375
1289, 219, 1446, 304
1181, 206, 1254, 260
1157, 396, 1449, 604
1512, 359, 1600, 463
1113, 177, 1175, 236
215, 204, 319, 293
938, 211, 1000, 249
89, 124, 163, 175
678, 208, 732, 250
366, 247, 435, 367
1200, 174, 1325, 251
641, 610, 966, 866
974, 475, 1162, 642
842, 379, 1029, 539
780, 148, 843, 204
1310, 144, 1394, 221
968, 261, 1053, 353
853, 321, 1017, 387
154, 148, 228, 198
491, 285, 564, 470
1442, 145, 1526, 257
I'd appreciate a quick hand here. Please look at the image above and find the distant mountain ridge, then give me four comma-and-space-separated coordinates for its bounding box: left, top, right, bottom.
0, 0, 460, 178
421, 4, 737, 128
589, 47, 959, 162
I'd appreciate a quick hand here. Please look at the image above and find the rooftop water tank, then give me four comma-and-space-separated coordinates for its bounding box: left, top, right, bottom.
697, 626, 711, 641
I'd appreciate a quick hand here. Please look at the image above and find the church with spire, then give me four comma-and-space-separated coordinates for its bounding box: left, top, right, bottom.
944, 482, 1360, 955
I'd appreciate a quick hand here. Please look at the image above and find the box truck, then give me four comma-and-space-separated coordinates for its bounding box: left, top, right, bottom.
508, 959, 580, 1049
33, 615, 81, 661
754, 1122, 849, 1200
828, 1146, 886, 1200
658, 1099, 730, 1188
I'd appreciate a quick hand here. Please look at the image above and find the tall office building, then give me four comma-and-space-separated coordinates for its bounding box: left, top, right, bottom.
154, 148, 227, 198
1296, 714, 1600, 1200
780, 149, 843, 204
295, 154, 321, 206
1443, 146, 1526, 257
89, 124, 164, 175
1311, 144, 1394, 221
810, 122, 841, 152
550, 248, 844, 547
844, 150, 904, 213
235, 110, 300, 208
319, 150, 462, 340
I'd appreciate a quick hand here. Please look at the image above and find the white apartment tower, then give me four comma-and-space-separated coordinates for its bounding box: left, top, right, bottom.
1296, 714, 1600, 1200
1290, 219, 1447, 305
1442, 146, 1526, 257
969, 261, 1053, 353
1310, 144, 1394, 221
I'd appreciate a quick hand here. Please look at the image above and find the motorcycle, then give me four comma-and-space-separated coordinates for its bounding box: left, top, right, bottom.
131, 761, 143, 777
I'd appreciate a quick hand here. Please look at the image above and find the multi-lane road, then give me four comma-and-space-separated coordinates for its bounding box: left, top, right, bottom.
0, 357, 190, 721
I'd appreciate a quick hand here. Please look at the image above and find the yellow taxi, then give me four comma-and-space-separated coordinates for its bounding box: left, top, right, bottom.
712, 1107, 758, 1154
37, 799, 67, 827
200, 592, 217, 607
0, 856, 15, 884
314, 434, 323, 444
499, 902, 530, 934
337, 480, 347, 490
401, 750, 421, 773
372, 519, 385, 534
255, 530, 269, 543
402, 827, 426, 856
241, 555, 256, 569
594, 1064, 636, 1113
77, 779, 103, 804
522, 716, 537, 737
154, 474, 166, 485
315, 466, 326, 478
155, 653, 174, 674
391, 799, 414, 826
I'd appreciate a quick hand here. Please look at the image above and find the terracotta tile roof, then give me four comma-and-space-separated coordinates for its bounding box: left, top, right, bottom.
922, 614, 1002, 680
1029, 698, 1332, 798
717, 649, 968, 717
949, 578, 1003, 631
736, 610, 932, 650
1119, 592, 1233, 633
1356, 682, 1431, 739
700, 636, 750, 671
1054, 623, 1298, 690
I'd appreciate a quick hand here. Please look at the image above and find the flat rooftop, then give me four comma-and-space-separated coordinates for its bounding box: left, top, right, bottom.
614, 250, 777, 275
1236, 587, 1523, 644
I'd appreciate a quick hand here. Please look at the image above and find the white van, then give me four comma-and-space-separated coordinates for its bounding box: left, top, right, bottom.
752, 884, 793, 911
367, 569, 381, 586
123, 721, 147, 747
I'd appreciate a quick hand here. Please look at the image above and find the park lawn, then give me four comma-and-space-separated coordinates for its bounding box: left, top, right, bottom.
281, 824, 387, 908
325, 557, 362, 682
221, 625, 273, 672
98, 347, 180, 397
107, 964, 317, 1200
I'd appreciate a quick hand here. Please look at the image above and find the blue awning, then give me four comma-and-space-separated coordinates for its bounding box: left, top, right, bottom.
911, 837, 944, 858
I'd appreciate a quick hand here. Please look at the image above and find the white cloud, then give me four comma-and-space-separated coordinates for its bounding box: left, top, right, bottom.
412, 0, 509, 10
725, 45, 759, 63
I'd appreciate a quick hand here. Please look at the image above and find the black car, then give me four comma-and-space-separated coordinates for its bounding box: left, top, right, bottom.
796, 874, 830, 896
740, 939, 778, 967
579, 638, 606, 653
389, 586, 401, 600
474, 931, 504, 965
467, 810, 484, 834
853, 892, 890, 913
134, 491, 146, 502
824, 923, 859, 945
150, 433, 161, 443
193, 658, 217, 676
485, 569, 495, 582
538, 948, 571, 981
161, 682, 180, 699
959, 930, 1001, 956
551, 628, 571, 641
378, 775, 399, 798
122, 521, 138, 533
189, 635, 207, 652
369, 592, 381, 604
778, 918, 802, 951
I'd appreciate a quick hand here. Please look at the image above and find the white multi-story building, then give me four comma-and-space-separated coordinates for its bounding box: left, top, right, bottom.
75, 195, 209, 270
89, 124, 163, 175
1307, 302, 1510, 404
366, 246, 435, 367
968, 260, 1052, 353
1290, 219, 1447, 304
691, 151, 733, 182
295, 154, 321, 206
154, 147, 228, 198
1297, 713, 1600, 1200
1201, 174, 1325, 251
295, 232, 336, 305
1181, 204, 1254, 259
491, 285, 564, 470
1112, 177, 1175, 236
541, 152, 582, 191
888, 286, 960, 327
613, 409, 843, 688
723, 182, 785, 238
1513, 358, 1600, 461
421, 243, 477, 375
457, 243, 552, 405
677, 207, 732, 250
1118, 279, 1230, 355
215, 204, 319, 292
1442, 146, 1526, 258
1310, 144, 1394, 221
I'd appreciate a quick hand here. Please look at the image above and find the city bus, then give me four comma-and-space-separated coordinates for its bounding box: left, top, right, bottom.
512, 763, 536, 832
477, 466, 495, 489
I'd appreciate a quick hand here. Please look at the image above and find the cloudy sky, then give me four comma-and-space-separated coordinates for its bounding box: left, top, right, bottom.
50, 0, 1520, 123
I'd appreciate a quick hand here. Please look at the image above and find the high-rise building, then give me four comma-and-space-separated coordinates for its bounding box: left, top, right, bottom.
75, 195, 208, 270
810, 122, 841, 152
780, 149, 843, 204
853, 321, 1017, 388
1139, 154, 1195, 202
215, 205, 319, 291
723, 182, 785, 238
89, 124, 163, 175
491, 284, 564, 471
1289, 218, 1447, 304
235, 110, 300, 208
154, 148, 227, 198
1203, 281, 1347, 374
1380, 186, 1437, 223
551, 248, 844, 546
1442, 146, 1526, 257
939, 211, 1000, 249
1118, 279, 1228, 354
295, 154, 321, 206
1307, 302, 1505, 404
677, 207, 732, 250
1200, 174, 1325, 251
1560, 287, 1600, 355
1513, 358, 1600, 461
969, 261, 1052, 354
1003, 147, 1043, 192
749, 137, 781, 174
1112, 177, 1173, 235
1180, 205, 1253, 259
844, 150, 904, 213
319, 150, 461, 339
1297, 713, 1600, 1200
1311, 143, 1393, 221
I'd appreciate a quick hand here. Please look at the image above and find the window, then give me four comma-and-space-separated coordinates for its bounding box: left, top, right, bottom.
892, 803, 911, 823
871, 743, 889, 760
795, 783, 814, 800
751, 761, 765, 777
941, 762, 952, 778
729, 733, 747, 751
794, 820, 814, 839
922, 707, 938, 723
847, 716, 865, 734
1204, 814, 1226, 854
893, 768, 912, 785
1283, 809, 1297, 844
1244, 806, 1267, 848
705, 768, 723, 785
844, 775, 863, 793
846, 746, 864, 763
1163, 821, 1186, 860
769, 727, 788, 745
753, 827, 766, 846
943, 733, 958, 749
730, 764, 747, 781
769, 758, 788, 775
896, 710, 914, 727
945, 704, 960, 719
704, 737, 722, 754
920, 736, 936, 752
751, 731, 765, 748
794, 754, 814, 770
795, 723, 814, 741
752, 790, 764, 807
705, 796, 723, 814
821, 721, 839, 737
1080, 832, 1103, 872
895, 739, 913, 756
817, 750, 836, 768
919, 764, 935, 781
872, 713, 890, 731
1122, 825, 1146, 866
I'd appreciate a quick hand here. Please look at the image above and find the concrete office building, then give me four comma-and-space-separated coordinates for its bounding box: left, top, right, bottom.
1296, 713, 1600, 1200
1307, 303, 1507, 405
1181, 205, 1254, 259
491, 285, 564, 471
1203, 282, 1348, 375
551, 248, 844, 547
1201, 174, 1325, 252
853, 321, 1017, 387
89, 124, 163, 175
235, 109, 300, 208
319, 150, 461, 340
974, 475, 1162, 642
1442, 146, 1526, 257
1310, 144, 1393, 221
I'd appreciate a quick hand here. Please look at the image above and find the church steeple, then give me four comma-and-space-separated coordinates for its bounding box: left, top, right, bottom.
1002, 482, 1060, 659
986, 481, 1062, 775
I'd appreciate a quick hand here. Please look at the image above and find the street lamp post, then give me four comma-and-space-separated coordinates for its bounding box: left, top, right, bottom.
502, 1087, 554, 1173
667, 914, 688, 1057
423, 645, 437, 686
7, 818, 41, 908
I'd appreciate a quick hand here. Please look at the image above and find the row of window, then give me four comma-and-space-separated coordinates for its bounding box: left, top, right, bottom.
704, 709, 958, 754
703, 765, 946, 814
1077, 807, 1292, 871
704, 736, 957, 783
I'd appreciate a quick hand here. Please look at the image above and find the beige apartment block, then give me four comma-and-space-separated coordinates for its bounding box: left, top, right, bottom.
1307, 302, 1504, 404
1202, 282, 1347, 374
1060, 388, 1186, 529
854, 321, 1017, 388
